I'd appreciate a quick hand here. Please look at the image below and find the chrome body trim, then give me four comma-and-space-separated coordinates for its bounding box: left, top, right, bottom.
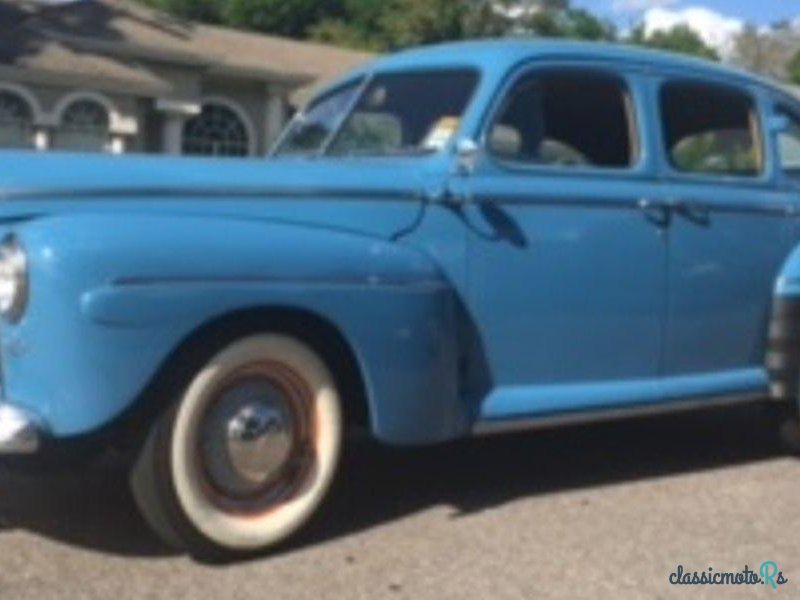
0, 403, 42, 453
0, 186, 415, 203
472, 392, 767, 436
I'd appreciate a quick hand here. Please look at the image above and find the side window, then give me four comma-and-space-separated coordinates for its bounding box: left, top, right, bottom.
777, 106, 800, 181
487, 70, 636, 169
660, 81, 762, 177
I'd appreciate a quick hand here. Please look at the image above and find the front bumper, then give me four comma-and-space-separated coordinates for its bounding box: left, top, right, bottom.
0, 404, 41, 454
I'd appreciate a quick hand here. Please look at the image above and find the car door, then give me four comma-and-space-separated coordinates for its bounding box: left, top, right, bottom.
765, 98, 800, 401
775, 100, 800, 246
459, 64, 670, 424
652, 77, 796, 399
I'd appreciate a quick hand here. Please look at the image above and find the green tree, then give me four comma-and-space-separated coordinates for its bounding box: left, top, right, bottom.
491, 1, 614, 40
628, 23, 719, 61
222, 0, 343, 38
461, 0, 511, 39
560, 8, 615, 41
312, 0, 616, 51
313, 0, 488, 51
136, 0, 618, 50
789, 49, 800, 85
138, 0, 224, 22
378, 0, 473, 49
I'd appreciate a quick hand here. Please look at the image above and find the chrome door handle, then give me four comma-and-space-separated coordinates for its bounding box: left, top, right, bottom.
673, 200, 711, 226
638, 198, 671, 228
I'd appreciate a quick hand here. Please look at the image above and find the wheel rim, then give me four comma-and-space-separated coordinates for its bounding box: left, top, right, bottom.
194, 361, 316, 515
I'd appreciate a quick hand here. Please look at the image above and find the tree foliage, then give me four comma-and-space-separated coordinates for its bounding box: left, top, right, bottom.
313, 0, 503, 51
139, 0, 723, 64
138, 0, 224, 23
729, 21, 800, 82
312, 0, 615, 51
222, 0, 343, 38
788, 49, 800, 85
628, 23, 718, 61
138, 0, 615, 50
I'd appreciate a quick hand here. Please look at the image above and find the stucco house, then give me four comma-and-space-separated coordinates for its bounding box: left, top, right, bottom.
0, 0, 372, 156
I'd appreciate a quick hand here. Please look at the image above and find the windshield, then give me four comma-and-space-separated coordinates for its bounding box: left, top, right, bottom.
274, 81, 363, 156
275, 70, 479, 157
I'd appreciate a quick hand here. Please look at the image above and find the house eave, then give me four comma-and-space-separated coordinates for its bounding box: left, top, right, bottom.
40, 28, 214, 69
41, 29, 313, 89
0, 64, 172, 97
205, 64, 311, 88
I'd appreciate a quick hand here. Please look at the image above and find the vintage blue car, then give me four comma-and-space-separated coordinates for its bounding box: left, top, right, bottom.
0, 39, 799, 557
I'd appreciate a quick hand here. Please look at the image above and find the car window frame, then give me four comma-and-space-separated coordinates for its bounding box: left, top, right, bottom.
773, 98, 800, 189
270, 75, 368, 157
478, 62, 647, 178
654, 75, 771, 186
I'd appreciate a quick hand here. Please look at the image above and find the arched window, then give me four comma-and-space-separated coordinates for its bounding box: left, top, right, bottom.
53, 99, 110, 152
0, 90, 34, 149
182, 102, 251, 157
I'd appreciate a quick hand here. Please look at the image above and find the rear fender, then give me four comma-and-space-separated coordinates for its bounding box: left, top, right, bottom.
766, 245, 800, 404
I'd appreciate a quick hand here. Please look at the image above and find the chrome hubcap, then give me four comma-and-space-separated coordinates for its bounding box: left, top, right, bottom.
200, 377, 301, 499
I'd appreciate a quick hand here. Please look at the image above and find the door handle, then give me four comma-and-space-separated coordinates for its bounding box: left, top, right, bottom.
638, 198, 671, 228
673, 200, 711, 226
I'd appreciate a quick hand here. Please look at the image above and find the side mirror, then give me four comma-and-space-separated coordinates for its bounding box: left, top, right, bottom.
455, 138, 479, 174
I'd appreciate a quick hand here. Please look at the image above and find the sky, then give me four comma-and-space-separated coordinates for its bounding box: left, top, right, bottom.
573, 0, 800, 54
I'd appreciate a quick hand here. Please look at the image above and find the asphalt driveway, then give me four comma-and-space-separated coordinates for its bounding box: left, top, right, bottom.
0, 403, 797, 599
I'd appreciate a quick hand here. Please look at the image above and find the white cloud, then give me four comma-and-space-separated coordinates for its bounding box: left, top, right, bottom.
613, 0, 678, 13
642, 6, 744, 56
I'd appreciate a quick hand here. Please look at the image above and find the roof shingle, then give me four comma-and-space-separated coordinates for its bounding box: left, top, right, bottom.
0, 0, 373, 102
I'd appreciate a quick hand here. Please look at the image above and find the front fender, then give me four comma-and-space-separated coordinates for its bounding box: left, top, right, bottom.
2, 214, 467, 444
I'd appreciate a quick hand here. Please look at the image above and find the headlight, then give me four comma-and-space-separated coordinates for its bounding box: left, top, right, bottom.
0, 235, 28, 322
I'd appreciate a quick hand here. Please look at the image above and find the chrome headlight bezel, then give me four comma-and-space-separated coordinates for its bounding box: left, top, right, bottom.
0, 235, 28, 323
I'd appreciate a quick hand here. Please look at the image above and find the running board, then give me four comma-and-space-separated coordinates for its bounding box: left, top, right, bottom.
473, 392, 768, 436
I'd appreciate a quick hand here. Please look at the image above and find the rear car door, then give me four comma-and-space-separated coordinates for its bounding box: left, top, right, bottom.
653, 77, 795, 398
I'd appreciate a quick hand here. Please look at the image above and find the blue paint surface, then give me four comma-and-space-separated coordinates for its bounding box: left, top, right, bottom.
0, 40, 798, 444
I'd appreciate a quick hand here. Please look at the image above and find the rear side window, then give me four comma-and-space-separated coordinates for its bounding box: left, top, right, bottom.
777, 106, 800, 181
660, 81, 762, 177
487, 70, 636, 169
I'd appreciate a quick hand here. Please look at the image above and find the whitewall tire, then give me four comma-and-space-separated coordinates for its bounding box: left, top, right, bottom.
131, 333, 343, 557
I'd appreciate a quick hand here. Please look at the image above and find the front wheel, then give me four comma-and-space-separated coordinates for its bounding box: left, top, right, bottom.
130, 333, 343, 558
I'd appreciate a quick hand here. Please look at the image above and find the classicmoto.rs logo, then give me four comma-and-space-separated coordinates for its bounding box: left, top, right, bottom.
669, 562, 789, 588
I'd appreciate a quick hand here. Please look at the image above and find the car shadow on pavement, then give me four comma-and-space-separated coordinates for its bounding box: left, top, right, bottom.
0, 403, 791, 559
0, 463, 175, 557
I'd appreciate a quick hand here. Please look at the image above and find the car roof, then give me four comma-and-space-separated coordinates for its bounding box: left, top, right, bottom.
344, 38, 785, 95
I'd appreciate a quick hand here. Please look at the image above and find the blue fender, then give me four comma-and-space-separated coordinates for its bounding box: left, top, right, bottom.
2, 213, 468, 444
775, 244, 800, 299
767, 244, 800, 404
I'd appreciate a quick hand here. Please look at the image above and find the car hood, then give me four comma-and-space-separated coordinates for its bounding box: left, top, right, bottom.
0, 151, 443, 239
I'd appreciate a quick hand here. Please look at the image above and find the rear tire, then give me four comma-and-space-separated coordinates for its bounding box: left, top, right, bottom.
130, 333, 343, 559
779, 415, 800, 454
